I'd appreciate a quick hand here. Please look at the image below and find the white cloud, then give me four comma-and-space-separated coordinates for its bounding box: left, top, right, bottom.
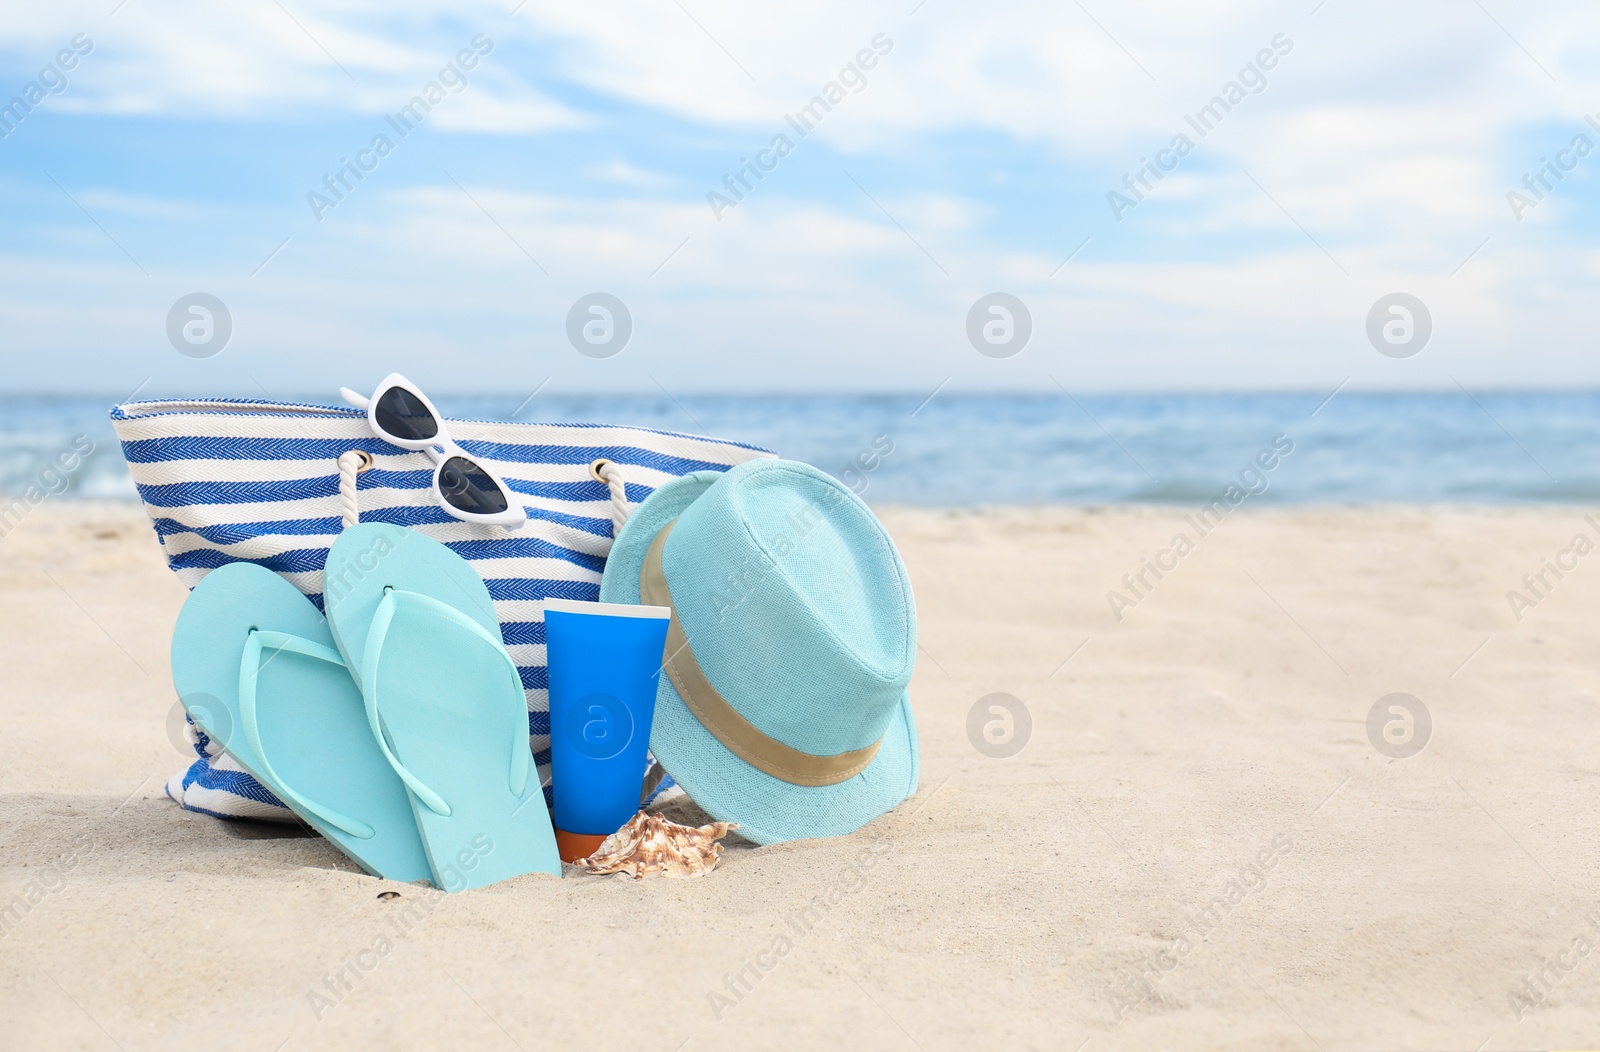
588, 159, 673, 187
6, 170, 1600, 396
5, 1, 578, 128
6, 2, 1588, 140
5, 0, 1600, 392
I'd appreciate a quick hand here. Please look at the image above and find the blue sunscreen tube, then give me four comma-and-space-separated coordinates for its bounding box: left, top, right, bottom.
544, 598, 672, 858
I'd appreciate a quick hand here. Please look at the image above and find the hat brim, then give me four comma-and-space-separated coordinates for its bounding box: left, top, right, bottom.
599, 470, 920, 845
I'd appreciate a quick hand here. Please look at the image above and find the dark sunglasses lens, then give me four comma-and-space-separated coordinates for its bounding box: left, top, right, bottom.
439, 457, 510, 515
374, 387, 439, 442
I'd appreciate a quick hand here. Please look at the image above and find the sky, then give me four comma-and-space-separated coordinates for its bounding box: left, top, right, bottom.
0, 0, 1597, 397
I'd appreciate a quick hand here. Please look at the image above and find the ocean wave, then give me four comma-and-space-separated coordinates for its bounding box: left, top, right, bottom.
7, 391, 1600, 506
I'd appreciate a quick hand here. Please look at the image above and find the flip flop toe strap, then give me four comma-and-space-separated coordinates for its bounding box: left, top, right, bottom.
240, 629, 377, 840
361, 588, 532, 817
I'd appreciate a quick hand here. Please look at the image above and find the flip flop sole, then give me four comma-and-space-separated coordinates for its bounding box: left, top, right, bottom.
325, 524, 562, 891
170, 562, 432, 883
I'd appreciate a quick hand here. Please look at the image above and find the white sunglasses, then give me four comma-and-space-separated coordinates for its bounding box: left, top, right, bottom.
339, 373, 527, 530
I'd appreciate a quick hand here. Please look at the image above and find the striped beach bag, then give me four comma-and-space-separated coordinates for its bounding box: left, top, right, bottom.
110, 396, 773, 823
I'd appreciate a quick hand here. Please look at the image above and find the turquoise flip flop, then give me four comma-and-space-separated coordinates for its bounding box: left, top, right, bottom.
323, 523, 562, 892
169, 562, 433, 883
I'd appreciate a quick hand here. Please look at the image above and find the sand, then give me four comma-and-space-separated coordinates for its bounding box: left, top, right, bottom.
3, 500, 1599, 1051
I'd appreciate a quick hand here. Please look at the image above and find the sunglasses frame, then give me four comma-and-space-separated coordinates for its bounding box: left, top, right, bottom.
339, 373, 527, 529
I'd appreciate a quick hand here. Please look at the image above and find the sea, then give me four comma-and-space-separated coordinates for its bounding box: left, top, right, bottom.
5, 391, 1600, 507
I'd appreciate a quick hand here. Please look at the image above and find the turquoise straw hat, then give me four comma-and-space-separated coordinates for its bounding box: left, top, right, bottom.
599, 459, 919, 845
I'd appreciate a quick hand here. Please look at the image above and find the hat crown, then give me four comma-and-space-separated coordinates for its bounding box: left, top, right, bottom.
662, 461, 915, 758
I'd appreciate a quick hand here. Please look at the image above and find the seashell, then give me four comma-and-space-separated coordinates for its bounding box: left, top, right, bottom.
576, 811, 737, 880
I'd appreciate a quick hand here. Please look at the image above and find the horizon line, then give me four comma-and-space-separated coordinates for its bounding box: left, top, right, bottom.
4, 385, 1600, 402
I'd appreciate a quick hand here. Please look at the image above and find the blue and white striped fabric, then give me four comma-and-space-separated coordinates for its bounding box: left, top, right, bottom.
111, 397, 774, 823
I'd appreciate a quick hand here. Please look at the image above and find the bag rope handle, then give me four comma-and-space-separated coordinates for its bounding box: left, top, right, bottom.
590, 458, 631, 537
325, 450, 639, 804
337, 450, 374, 529
339, 449, 630, 535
